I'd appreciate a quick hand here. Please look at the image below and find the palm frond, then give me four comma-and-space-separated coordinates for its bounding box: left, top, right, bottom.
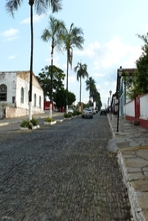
45, 0, 62, 13
5, 0, 22, 17
41, 29, 51, 41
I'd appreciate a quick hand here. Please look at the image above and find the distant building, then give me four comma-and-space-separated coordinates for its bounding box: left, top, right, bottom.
0, 71, 44, 118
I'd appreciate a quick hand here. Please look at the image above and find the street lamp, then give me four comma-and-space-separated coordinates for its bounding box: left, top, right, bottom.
109, 90, 112, 111
109, 90, 112, 119
117, 66, 122, 132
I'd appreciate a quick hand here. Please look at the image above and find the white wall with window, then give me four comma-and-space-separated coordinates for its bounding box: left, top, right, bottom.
0, 72, 16, 104
34, 93, 36, 107
0, 84, 7, 101
39, 96, 41, 108
21, 87, 24, 104
0, 71, 44, 118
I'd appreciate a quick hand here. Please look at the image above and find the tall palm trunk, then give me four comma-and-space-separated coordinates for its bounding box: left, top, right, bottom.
79, 76, 82, 112
49, 45, 54, 118
29, 2, 34, 120
66, 51, 69, 113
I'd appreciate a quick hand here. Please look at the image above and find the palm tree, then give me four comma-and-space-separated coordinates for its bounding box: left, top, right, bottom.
41, 16, 65, 118
60, 23, 84, 113
74, 62, 88, 112
85, 77, 96, 106
5, 0, 62, 120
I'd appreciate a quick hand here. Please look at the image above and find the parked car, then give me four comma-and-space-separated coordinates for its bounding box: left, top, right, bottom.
89, 107, 96, 114
100, 109, 107, 115
68, 108, 74, 113
82, 108, 93, 119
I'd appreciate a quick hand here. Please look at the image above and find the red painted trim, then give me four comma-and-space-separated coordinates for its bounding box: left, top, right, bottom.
139, 119, 148, 129
126, 115, 135, 121
44, 101, 55, 110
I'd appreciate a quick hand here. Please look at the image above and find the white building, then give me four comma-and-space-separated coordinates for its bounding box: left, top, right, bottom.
0, 71, 44, 118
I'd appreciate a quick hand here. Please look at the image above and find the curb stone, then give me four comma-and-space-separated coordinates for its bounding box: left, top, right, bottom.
117, 151, 146, 221
107, 114, 146, 221
107, 138, 119, 153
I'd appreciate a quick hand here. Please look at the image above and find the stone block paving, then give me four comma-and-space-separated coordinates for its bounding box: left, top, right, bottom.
0, 115, 132, 221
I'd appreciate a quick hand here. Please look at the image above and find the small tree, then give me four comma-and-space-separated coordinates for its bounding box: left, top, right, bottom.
59, 23, 84, 113
85, 77, 96, 102
128, 33, 148, 99
53, 88, 76, 110
74, 62, 88, 111
37, 65, 65, 101
41, 16, 65, 117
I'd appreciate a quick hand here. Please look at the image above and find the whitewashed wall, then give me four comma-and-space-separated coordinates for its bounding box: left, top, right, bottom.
125, 100, 135, 117
16, 75, 44, 111
0, 71, 44, 118
140, 94, 148, 120
0, 72, 16, 105
16, 74, 29, 109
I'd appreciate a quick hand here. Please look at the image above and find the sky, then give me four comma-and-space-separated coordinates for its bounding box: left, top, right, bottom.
0, 0, 148, 108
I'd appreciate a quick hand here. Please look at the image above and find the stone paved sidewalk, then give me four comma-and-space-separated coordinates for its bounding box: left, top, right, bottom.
108, 114, 148, 221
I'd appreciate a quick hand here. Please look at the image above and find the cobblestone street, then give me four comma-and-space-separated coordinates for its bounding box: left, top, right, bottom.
0, 115, 132, 221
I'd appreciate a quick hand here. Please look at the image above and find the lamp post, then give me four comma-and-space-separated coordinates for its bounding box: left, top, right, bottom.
109, 90, 112, 98
108, 97, 110, 108
117, 66, 122, 132
109, 90, 112, 118
109, 90, 112, 111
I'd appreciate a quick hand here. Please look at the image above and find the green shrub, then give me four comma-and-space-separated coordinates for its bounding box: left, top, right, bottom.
72, 111, 77, 116
20, 119, 30, 128
64, 113, 72, 118
76, 111, 81, 115
30, 118, 39, 126
45, 117, 54, 122
28, 121, 33, 129
20, 118, 38, 129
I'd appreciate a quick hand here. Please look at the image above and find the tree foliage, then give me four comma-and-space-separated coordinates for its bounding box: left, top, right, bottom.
135, 34, 148, 94
85, 76, 102, 109
85, 77, 96, 98
37, 65, 65, 100
53, 88, 76, 108
74, 62, 88, 103
59, 23, 84, 111
128, 33, 148, 99
41, 15, 65, 63
6, 0, 62, 16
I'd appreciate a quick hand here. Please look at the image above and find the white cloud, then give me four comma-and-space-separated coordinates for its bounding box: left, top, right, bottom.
74, 41, 100, 58
0, 28, 19, 41
94, 36, 141, 70
93, 72, 104, 77
82, 97, 89, 103
62, 63, 67, 70
45, 56, 60, 67
96, 84, 101, 90
75, 37, 142, 71
21, 14, 45, 24
69, 76, 76, 83
8, 55, 17, 59
104, 81, 109, 86
89, 41, 100, 50
45, 58, 50, 63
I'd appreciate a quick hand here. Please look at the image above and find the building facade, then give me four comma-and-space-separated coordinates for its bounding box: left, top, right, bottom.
0, 71, 44, 118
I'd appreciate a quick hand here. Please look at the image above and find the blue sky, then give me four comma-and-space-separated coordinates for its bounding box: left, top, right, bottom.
0, 0, 148, 107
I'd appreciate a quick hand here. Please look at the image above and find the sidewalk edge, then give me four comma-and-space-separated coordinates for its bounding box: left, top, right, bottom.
107, 114, 146, 221
118, 152, 146, 221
